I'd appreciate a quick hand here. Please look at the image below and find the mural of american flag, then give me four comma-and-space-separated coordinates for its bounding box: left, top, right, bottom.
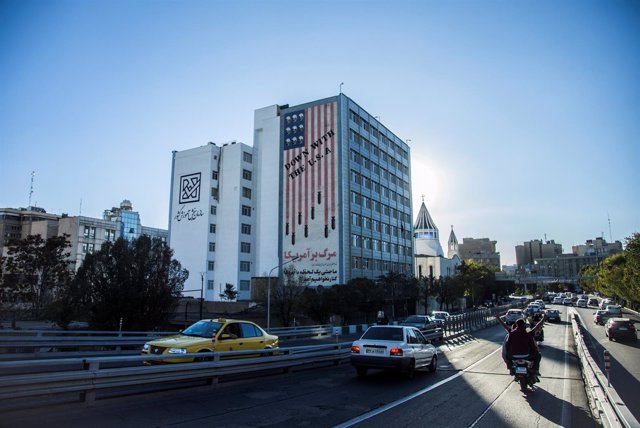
283, 101, 338, 246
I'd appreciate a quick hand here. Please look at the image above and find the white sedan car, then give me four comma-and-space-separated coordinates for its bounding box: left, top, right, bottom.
351, 325, 437, 378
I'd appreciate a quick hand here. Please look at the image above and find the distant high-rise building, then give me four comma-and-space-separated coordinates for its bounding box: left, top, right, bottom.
515, 239, 562, 267
458, 237, 500, 270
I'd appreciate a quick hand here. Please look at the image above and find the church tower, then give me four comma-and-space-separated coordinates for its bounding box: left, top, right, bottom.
448, 225, 459, 259
413, 198, 444, 257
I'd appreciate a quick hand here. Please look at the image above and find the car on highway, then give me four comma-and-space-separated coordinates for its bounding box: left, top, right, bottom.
400, 315, 439, 333
534, 300, 545, 309
599, 299, 615, 310
562, 298, 573, 305
604, 318, 637, 342
605, 305, 623, 317
593, 310, 609, 325
552, 296, 563, 304
588, 298, 599, 307
431, 311, 450, 326
350, 325, 437, 378
545, 309, 561, 323
141, 318, 278, 363
576, 299, 588, 308
504, 309, 525, 325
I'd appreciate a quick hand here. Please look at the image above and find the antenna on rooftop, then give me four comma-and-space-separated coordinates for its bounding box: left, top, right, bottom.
79, 198, 83, 216
607, 213, 612, 242
28, 171, 35, 207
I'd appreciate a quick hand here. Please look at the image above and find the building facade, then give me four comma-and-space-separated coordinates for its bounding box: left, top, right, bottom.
515, 239, 563, 267
168, 142, 256, 301
1, 201, 167, 271
253, 94, 414, 288
458, 237, 501, 270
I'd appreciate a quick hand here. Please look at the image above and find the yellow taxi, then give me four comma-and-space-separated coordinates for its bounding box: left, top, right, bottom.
141, 318, 278, 363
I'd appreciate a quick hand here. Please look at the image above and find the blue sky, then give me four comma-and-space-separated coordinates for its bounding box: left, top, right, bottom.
1, 0, 638, 266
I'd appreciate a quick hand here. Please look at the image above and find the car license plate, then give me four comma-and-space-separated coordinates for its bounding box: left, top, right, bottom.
516, 367, 527, 374
618, 327, 628, 331
365, 347, 384, 355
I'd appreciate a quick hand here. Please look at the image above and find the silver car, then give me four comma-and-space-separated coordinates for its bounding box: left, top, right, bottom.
351, 325, 437, 378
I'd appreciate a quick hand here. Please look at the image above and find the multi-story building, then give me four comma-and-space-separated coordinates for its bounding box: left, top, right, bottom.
1, 201, 166, 271
572, 237, 622, 258
169, 142, 255, 301
253, 94, 414, 288
515, 239, 563, 268
458, 237, 501, 271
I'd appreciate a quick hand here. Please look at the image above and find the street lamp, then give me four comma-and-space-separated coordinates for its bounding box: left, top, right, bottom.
267, 256, 299, 331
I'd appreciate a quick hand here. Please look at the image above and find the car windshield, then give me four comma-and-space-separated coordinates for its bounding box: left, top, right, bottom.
403, 316, 425, 323
548, 310, 558, 314
181, 320, 223, 338
433, 313, 446, 319
362, 327, 404, 341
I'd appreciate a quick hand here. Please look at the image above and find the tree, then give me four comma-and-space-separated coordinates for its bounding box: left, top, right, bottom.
63, 236, 187, 330
457, 260, 496, 307
299, 286, 333, 325
1, 234, 73, 318
219, 283, 238, 301
272, 266, 307, 327
623, 233, 640, 310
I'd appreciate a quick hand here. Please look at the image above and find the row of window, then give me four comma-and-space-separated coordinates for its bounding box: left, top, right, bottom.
211, 169, 253, 181
206, 280, 250, 291
350, 130, 409, 175
351, 213, 412, 240
351, 170, 411, 208
350, 150, 409, 192
209, 205, 252, 217
350, 191, 411, 224
210, 187, 252, 201
351, 234, 412, 256
83, 226, 116, 241
208, 260, 251, 271
351, 256, 412, 274
210, 224, 250, 234
349, 110, 409, 161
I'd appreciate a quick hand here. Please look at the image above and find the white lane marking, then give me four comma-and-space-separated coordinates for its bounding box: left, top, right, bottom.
335, 347, 501, 428
561, 311, 572, 427
468, 380, 514, 428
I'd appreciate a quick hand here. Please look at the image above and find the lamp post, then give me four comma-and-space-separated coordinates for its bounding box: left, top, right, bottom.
199, 272, 204, 319
267, 256, 299, 331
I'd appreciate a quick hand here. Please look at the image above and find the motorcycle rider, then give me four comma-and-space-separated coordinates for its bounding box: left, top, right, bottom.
496, 312, 546, 377
505, 318, 541, 381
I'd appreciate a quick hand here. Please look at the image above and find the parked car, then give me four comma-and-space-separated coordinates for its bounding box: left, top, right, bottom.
588, 298, 599, 307
576, 299, 588, 308
545, 309, 561, 323
504, 309, 525, 325
400, 315, 439, 333
604, 318, 637, 341
141, 318, 278, 363
350, 325, 437, 378
431, 311, 450, 326
594, 310, 609, 325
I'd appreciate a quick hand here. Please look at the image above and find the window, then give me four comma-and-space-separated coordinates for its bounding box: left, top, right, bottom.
242, 169, 252, 180
243, 152, 253, 163
241, 242, 251, 253
240, 261, 250, 272
210, 205, 216, 215
242, 187, 252, 199
212, 170, 218, 180
83, 226, 96, 239
211, 188, 219, 200
242, 205, 251, 216
240, 322, 259, 337
239, 280, 250, 291
207, 280, 214, 290
82, 243, 95, 253
241, 224, 251, 234
209, 242, 215, 252
208, 261, 215, 271
210, 224, 216, 233
104, 229, 116, 241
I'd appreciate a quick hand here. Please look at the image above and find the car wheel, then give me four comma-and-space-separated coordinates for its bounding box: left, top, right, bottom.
356, 367, 368, 378
428, 355, 437, 373
194, 350, 213, 362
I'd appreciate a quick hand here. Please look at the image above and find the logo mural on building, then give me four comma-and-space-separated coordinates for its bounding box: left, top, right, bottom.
282, 101, 339, 286
174, 172, 204, 222
179, 173, 201, 204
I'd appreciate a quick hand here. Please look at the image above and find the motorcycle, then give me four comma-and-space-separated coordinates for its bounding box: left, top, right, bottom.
511, 354, 536, 392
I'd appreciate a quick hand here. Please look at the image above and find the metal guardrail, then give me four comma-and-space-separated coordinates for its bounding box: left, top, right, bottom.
571, 310, 639, 428
0, 342, 352, 410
